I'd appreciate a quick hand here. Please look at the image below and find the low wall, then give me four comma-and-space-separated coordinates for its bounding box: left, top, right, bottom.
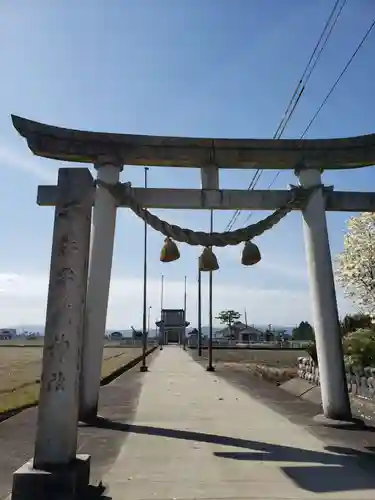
297, 357, 375, 400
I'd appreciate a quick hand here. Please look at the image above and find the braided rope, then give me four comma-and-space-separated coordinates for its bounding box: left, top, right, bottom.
97, 180, 317, 247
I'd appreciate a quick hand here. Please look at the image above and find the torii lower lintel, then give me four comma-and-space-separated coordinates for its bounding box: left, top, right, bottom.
37, 185, 375, 212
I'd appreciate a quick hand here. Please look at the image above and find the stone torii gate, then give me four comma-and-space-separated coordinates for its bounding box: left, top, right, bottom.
9, 114, 375, 499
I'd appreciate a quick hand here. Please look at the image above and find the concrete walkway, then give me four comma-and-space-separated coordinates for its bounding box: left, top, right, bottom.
104, 347, 375, 499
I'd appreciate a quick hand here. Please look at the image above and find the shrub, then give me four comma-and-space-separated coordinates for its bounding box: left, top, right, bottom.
342, 328, 375, 368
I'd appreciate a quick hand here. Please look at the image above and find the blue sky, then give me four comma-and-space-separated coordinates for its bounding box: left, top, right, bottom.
0, 0, 374, 329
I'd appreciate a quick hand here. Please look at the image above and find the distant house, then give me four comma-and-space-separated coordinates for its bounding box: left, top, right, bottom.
0, 328, 16, 340
217, 322, 263, 343
109, 331, 123, 341
238, 325, 264, 343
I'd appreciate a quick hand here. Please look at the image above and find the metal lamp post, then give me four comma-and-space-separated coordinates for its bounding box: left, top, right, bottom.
140, 167, 149, 372
159, 274, 164, 347
197, 267, 202, 356
206, 209, 215, 371
148, 305, 152, 337
183, 276, 187, 349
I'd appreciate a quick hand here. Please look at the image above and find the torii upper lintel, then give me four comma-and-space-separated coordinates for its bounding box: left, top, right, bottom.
11, 114, 375, 170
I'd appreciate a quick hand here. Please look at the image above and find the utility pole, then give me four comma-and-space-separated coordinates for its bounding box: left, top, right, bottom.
140, 167, 149, 372
183, 276, 187, 349
160, 274, 164, 311
206, 209, 215, 372
159, 274, 164, 346
148, 305, 152, 336
197, 267, 202, 356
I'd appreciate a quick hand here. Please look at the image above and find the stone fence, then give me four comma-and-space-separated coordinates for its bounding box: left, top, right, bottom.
298, 357, 375, 400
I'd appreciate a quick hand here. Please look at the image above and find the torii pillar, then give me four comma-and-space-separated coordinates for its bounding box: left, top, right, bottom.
297, 167, 351, 422
79, 157, 123, 422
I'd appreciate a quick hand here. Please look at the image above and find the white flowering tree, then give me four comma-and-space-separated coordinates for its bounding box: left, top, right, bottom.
335, 213, 375, 316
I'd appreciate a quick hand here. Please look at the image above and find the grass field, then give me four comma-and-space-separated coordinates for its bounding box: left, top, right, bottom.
0, 343, 148, 414
196, 348, 308, 384
200, 348, 308, 366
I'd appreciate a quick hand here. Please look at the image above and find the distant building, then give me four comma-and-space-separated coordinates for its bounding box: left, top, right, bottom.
156, 309, 190, 344
0, 328, 16, 340
216, 322, 264, 343
109, 331, 123, 341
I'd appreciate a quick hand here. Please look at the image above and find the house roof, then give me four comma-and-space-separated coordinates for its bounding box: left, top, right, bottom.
240, 326, 264, 335
217, 322, 263, 333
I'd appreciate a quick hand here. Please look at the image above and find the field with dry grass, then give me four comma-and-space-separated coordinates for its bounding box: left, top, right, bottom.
197, 347, 308, 384
0, 343, 147, 414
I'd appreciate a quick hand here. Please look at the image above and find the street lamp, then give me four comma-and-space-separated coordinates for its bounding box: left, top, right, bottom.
148, 305, 152, 336
206, 209, 215, 372
140, 167, 149, 372
183, 276, 187, 348
159, 274, 165, 347
197, 266, 202, 356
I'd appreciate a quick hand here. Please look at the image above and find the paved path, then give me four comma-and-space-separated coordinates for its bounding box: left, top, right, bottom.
104, 346, 375, 500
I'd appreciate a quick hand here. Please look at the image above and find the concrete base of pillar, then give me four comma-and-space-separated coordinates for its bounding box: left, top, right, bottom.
140, 365, 148, 372
313, 414, 364, 429
11, 454, 90, 500
206, 365, 216, 372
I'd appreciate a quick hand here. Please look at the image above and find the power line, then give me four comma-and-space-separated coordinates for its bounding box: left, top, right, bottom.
224, 0, 346, 232
239, 0, 347, 227
237, 0, 348, 228
274, 0, 345, 139
300, 19, 375, 138
272, 16, 373, 181
241, 16, 375, 228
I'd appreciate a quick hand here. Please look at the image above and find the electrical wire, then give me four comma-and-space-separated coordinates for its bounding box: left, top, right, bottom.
266, 18, 374, 192
241, 17, 374, 228
275, 0, 346, 139
224, 0, 347, 231
275, 0, 347, 140
237, 0, 347, 228
300, 19, 375, 139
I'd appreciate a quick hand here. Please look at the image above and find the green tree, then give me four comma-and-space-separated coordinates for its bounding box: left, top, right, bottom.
264, 325, 275, 342
216, 310, 241, 338
292, 321, 315, 341
340, 313, 373, 336
342, 328, 375, 368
